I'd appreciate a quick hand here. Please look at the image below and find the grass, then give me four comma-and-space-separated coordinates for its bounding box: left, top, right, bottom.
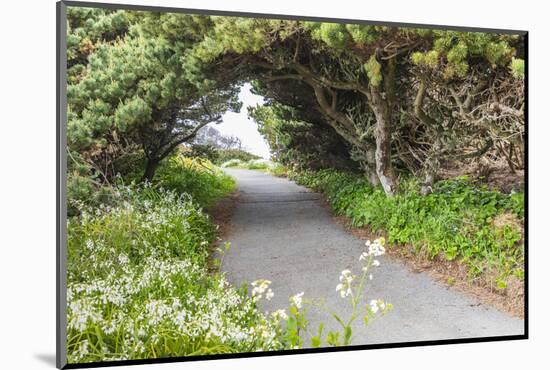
288, 169, 524, 291
221, 158, 272, 170
156, 155, 236, 207
221, 158, 288, 176
268, 162, 288, 177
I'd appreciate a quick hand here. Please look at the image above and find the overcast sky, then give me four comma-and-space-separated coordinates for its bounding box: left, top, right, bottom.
208, 83, 271, 159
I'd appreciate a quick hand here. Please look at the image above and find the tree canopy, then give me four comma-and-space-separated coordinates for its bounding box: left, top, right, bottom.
67, 8, 525, 193
67, 10, 242, 180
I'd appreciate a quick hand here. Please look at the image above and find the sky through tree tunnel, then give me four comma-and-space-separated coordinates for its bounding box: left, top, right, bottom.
204, 83, 271, 159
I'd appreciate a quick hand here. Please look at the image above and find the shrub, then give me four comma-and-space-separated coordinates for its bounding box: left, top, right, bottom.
156, 155, 235, 207
221, 158, 274, 171
221, 158, 245, 168
67, 153, 118, 217
246, 159, 271, 170
289, 169, 524, 289
215, 148, 260, 165
268, 163, 288, 177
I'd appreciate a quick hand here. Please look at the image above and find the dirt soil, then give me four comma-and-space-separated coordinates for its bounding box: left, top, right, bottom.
205, 192, 239, 272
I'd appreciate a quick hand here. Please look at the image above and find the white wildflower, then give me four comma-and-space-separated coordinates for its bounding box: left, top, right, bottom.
336, 269, 354, 298
369, 299, 387, 314
251, 279, 272, 299
271, 309, 288, 320
369, 299, 380, 313
365, 238, 386, 257
290, 292, 304, 309
118, 253, 129, 265
339, 269, 354, 283
85, 239, 95, 250
74, 339, 89, 361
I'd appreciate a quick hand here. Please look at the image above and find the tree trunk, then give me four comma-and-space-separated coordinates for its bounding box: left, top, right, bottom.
364, 147, 380, 186
142, 157, 160, 183
369, 87, 397, 196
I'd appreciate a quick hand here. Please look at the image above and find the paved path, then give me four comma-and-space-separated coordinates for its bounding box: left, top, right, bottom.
221, 169, 524, 346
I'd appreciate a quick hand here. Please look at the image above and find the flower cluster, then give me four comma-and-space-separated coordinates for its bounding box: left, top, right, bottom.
279, 238, 392, 349
359, 238, 385, 272
365, 238, 386, 257
290, 292, 304, 309
369, 299, 388, 314
333, 238, 387, 301
251, 279, 274, 301
331, 238, 391, 326
336, 269, 354, 298
271, 309, 288, 320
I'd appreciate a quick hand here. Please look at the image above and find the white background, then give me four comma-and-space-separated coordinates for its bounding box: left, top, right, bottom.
0, 0, 547, 369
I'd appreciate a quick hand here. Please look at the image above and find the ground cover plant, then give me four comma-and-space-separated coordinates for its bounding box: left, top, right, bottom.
67, 184, 285, 362
156, 155, 236, 207
221, 158, 275, 171
288, 169, 524, 292
221, 158, 287, 177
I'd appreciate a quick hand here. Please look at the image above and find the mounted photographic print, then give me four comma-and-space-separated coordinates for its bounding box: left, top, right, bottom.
56, 1, 527, 368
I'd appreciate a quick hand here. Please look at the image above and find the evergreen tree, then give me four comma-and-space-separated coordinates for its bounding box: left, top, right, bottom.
67, 12, 241, 181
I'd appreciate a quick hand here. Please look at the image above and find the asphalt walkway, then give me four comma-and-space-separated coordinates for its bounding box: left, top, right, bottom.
221, 169, 524, 346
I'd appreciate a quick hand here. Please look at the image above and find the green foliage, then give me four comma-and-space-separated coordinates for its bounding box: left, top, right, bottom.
221, 159, 245, 168
345, 24, 379, 45
306, 22, 386, 51
413, 31, 517, 78
67, 185, 283, 363
511, 58, 525, 78
268, 163, 288, 177
67, 8, 131, 83
183, 144, 220, 164
364, 55, 382, 87
155, 155, 236, 207
67, 173, 117, 217
246, 159, 271, 170
221, 158, 273, 171
289, 169, 524, 288
68, 153, 235, 217
113, 96, 152, 131
411, 50, 439, 69
249, 103, 354, 171
67, 11, 241, 181
67, 151, 118, 216
215, 148, 260, 164
191, 17, 271, 63
311, 23, 351, 49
